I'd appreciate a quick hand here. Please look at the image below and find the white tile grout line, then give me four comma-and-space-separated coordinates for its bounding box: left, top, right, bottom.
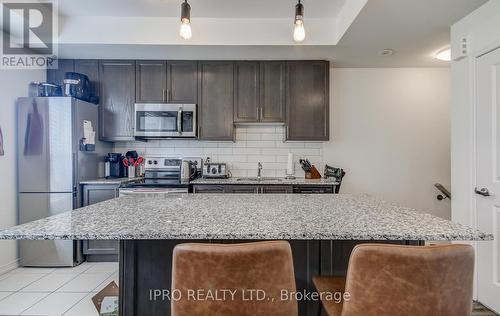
0, 263, 118, 316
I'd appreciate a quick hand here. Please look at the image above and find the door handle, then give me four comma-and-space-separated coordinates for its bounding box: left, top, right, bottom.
475, 187, 491, 197
177, 108, 182, 134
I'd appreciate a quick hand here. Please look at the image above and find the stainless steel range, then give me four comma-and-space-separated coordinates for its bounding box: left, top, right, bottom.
119, 157, 201, 196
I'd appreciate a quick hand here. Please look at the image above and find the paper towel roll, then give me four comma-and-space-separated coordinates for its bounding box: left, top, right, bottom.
286, 153, 294, 175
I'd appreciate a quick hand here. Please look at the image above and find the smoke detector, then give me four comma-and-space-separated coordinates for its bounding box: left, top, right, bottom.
378, 49, 395, 57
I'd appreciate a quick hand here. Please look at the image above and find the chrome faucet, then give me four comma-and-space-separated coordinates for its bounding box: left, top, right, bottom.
257, 162, 263, 179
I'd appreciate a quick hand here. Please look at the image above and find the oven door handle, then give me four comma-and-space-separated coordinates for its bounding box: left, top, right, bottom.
177, 108, 182, 135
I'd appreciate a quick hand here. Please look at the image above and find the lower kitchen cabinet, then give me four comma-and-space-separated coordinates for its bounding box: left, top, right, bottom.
191, 185, 226, 193
192, 184, 334, 194
293, 185, 335, 194
81, 184, 120, 262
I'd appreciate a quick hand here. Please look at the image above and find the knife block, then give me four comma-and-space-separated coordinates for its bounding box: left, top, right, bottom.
305, 166, 322, 179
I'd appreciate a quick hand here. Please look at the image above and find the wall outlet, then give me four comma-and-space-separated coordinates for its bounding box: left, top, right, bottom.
455, 36, 469, 60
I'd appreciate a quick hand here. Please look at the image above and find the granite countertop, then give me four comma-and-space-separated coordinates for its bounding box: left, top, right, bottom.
190, 177, 340, 185
0, 194, 492, 241
80, 177, 144, 185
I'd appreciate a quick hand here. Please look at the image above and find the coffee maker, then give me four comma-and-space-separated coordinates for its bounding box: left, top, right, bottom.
105, 153, 126, 178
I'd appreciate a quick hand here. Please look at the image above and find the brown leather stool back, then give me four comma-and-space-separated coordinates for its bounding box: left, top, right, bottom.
171, 241, 298, 316
341, 244, 474, 316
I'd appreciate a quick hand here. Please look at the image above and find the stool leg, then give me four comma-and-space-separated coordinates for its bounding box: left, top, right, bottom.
317, 301, 323, 316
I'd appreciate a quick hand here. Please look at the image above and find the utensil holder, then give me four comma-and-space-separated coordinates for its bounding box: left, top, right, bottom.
128, 166, 136, 179
305, 166, 322, 179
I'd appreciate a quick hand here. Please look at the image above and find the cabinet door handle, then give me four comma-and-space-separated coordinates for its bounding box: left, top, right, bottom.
162, 89, 166, 102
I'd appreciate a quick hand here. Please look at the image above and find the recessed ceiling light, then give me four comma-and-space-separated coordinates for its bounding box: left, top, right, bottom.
435, 48, 451, 61
378, 49, 395, 57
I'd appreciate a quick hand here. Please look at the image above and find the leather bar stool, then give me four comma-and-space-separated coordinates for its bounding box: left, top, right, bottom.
313, 244, 474, 316
171, 241, 298, 316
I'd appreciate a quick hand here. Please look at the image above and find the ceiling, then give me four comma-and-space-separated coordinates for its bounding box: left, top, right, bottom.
56, 0, 489, 67
58, 0, 346, 19
332, 0, 488, 67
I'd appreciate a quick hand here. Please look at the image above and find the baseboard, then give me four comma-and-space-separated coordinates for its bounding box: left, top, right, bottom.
0, 258, 20, 275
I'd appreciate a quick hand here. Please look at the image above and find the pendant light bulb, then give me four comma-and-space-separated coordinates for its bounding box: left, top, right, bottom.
179, 0, 192, 40
293, 0, 305, 43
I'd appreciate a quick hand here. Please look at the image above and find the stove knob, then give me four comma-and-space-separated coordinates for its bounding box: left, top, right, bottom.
211, 167, 217, 174
148, 160, 153, 165
154, 160, 158, 165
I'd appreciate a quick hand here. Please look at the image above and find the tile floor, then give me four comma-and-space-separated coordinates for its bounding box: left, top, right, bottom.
0, 262, 118, 316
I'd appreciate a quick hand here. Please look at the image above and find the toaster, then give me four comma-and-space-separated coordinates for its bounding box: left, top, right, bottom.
203, 162, 228, 178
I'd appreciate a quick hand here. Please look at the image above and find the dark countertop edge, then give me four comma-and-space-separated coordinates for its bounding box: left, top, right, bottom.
0, 234, 493, 241
190, 179, 340, 185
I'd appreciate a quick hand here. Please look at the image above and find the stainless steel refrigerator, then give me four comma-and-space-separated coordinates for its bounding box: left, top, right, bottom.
17, 97, 111, 267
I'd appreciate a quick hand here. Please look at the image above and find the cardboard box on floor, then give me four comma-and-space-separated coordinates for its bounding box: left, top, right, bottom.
92, 281, 119, 316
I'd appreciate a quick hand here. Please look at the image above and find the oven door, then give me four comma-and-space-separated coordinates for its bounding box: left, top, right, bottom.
134, 104, 197, 138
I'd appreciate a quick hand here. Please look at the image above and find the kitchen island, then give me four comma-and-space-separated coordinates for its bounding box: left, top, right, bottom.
0, 194, 492, 316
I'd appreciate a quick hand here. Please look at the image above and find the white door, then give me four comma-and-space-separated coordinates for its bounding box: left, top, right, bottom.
476, 46, 500, 313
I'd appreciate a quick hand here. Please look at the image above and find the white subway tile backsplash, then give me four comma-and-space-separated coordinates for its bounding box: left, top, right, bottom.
247, 155, 275, 163
114, 127, 323, 176
245, 133, 261, 141
246, 141, 275, 148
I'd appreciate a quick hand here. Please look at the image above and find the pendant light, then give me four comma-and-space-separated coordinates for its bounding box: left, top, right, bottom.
179, 0, 192, 40
293, 0, 305, 43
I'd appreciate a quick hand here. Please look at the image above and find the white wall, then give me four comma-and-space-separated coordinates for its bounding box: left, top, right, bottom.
450, 0, 500, 226
324, 68, 451, 219
0, 69, 45, 273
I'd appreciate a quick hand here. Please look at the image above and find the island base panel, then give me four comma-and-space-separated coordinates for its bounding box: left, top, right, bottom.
118, 240, 422, 316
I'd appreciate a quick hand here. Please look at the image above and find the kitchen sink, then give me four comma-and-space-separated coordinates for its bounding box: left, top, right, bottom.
236, 177, 282, 182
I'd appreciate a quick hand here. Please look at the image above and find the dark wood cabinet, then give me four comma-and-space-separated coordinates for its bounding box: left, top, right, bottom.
233, 61, 286, 123
260, 61, 286, 122
192, 184, 334, 194
136, 60, 167, 103
261, 185, 293, 194
292, 185, 335, 194
166, 61, 198, 103
234, 62, 260, 122
48, 59, 329, 143
198, 61, 234, 140
74, 60, 100, 99
286, 61, 329, 141
224, 185, 259, 194
99, 60, 136, 141
191, 185, 225, 193
81, 184, 120, 261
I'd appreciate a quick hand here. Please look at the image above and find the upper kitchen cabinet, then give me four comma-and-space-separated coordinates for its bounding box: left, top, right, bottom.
233, 61, 286, 123
234, 62, 260, 123
286, 61, 329, 141
198, 61, 234, 141
99, 60, 136, 141
46, 59, 74, 86
135, 60, 167, 103
74, 60, 100, 99
166, 61, 198, 103
260, 61, 286, 122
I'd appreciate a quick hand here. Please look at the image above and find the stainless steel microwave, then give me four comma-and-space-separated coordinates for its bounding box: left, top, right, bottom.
134, 103, 197, 138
